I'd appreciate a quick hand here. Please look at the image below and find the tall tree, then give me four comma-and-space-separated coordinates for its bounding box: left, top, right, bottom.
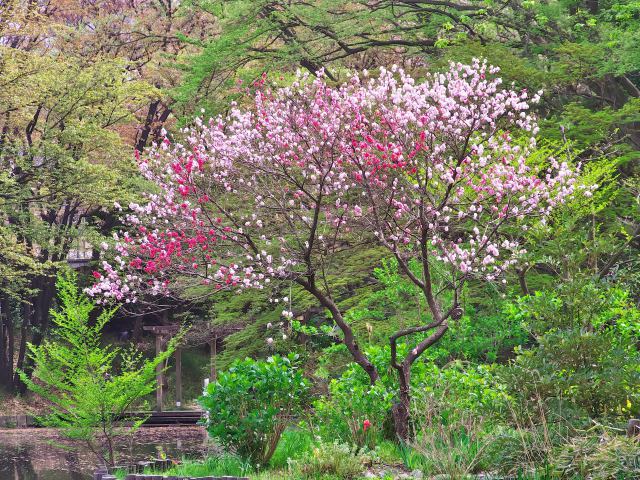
0, 13, 157, 390
90, 61, 582, 437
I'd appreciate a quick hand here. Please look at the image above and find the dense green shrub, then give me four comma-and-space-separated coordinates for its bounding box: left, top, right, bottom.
503, 328, 640, 418
315, 344, 509, 446
411, 361, 511, 423
500, 284, 640, 419
199, 354, 309, 467
314, 345, 394, 448
314, 372, 393, 449
502, 283, 640, 338
407, 362, 510, 477
430, 307, 529, 363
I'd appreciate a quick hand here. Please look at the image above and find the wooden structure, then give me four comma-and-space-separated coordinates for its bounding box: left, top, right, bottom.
184, 323, 243, 383
66, 237, 93, 269
143, 324, 180, 412
143, 320, 242, 411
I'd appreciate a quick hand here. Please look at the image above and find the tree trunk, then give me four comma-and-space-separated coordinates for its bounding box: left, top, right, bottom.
16, 276, 55, 393
133, 315, 143, 342
13, 302, 30, 393
392, 365, 412, 441
7, 312, 15, 392
0, 295, 9, 390
304, 280, 379, 385
210, 336, 217, 382
517, 267, 531, 296
135, 100, 159, 153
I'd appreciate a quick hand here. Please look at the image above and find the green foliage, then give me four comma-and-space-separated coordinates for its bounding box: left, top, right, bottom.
504, 329, 640, 419
122, 430, 322, 480
0, 223, 46, 299
541, 100, 640, 152
407, 414, 492, 478
199, 354, 310, 467
340, 258, 528, 364
314, 361, 394, 449
0, 44, 157, 394
503, 283, 640, 337
315, 343, 509, 448
411, 362, 511, 423
500, 284, 640, 418
396, 362, 506, 477
19, 270, 179, 466
180, 246, 385, 371
153, 454, 252, 478
268, 428, 315, 470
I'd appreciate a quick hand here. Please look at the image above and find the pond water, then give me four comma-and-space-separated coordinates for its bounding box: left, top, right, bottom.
0, 427, 213, 480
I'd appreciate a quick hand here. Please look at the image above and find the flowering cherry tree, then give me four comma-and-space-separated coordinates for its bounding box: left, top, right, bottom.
89, 60, 583, 438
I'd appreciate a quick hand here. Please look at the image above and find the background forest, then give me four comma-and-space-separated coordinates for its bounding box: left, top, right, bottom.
1, 0, 639, 478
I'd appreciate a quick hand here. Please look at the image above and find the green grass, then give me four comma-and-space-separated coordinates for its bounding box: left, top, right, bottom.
114, 455, 250, 479
269, 428, 315, 469
113, 430, 576, 480
116, 459, 350, 480
165, 455, 252, 477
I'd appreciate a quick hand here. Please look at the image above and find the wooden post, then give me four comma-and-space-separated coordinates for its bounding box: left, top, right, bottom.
155, 334, 163, 412
210, 335, 217, 382
175, 347, 182, 408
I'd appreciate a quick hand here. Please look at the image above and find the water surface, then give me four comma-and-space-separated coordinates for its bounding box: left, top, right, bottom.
0, 427, 212, 480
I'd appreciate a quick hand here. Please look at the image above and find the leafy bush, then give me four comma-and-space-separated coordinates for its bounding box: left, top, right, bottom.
431, 307, 529, 363
411, 361, 511, 423
199, 354, 309, 467
553, 430, 640, 479
503, 283, 640, 339
20, 270, 179, 466
287, 441, 371, 479
500, 284, 640, 419
314, 348, 394, 448
502, 329, 640, 419
407, 363, 509, 478
315, 344, 508, 446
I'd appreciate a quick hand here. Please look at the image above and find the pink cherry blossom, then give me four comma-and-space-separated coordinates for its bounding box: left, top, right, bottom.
87, 60, 581, 314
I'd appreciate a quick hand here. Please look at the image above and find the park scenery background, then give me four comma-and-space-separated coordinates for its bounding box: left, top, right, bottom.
0, 1, 639, 479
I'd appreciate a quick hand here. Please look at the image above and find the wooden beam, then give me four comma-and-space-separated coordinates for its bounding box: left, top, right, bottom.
175, 347, 182, 408
210, 336, 217, 382
144, 325, 178, 335
155, 334, 163, 412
